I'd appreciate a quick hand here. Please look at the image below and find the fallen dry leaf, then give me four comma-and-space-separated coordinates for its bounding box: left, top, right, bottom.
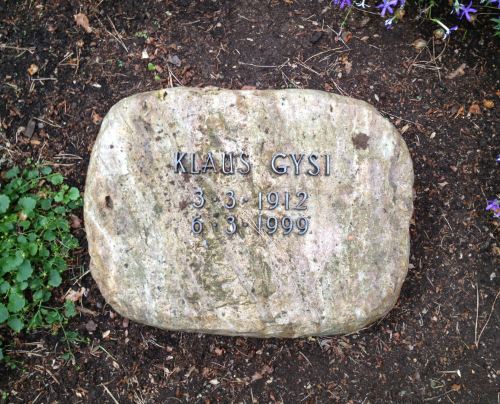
251, 364, 273, 382
412, 38, 427, 50
77, 306, 98, 316
454, 105, 465, 118
492, 245, 500, 256
85, 320, 97, 332
483, 99, 494, 109
102, 330, 111, 339
70, 213, 82, 229
74, 13, 92, 33
468, 103, 481, 115
446, 63, 466, 80
343, 59, 352, 74
27, 64, 39, 76
65, 287, 86, 302
91, 110, 102, 124
341, 31, 353, 43
214, 347, 225, 356
451, 383, 461, 392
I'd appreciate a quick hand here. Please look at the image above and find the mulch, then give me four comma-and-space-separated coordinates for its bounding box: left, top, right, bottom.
0, 0, 498, 402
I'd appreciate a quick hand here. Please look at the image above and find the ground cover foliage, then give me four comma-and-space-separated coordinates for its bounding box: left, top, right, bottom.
0, 0, 498, 402
0, 164, 82, 362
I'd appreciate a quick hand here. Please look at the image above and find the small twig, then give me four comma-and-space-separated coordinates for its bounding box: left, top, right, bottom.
72, 269, 91, 284
299, 351, 312, 367
331, 80, 348, 96
29, 77, 57, 82
442, 215, 453, 234
475, 289, 500, 348
33, 117, 62, 128
166, 64, 183, 87
295, 59, 322, 76
474, 282, 480, 345
304, 47, 343, 63
106, 16, 129, 53
34, 365, 60, 385
424, 389, 457, 401
73, 46, 81, 76
101, 384, 120, 404
379, 109, 418, 125
239, 61, 285, 69
0, 43, 35, 52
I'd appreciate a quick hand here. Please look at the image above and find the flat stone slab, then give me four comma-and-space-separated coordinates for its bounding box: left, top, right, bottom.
84, 88, 413, 337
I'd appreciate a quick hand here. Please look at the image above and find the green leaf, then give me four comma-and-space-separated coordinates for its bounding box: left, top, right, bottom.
18, 197, 36, 213
54, 206, 66, 214
147, 62, 156, 71
8, 316, 24, 332
64, 300, 77, 318
19, 220, 31, 230
45, 309, 62, 324
7, 292, 26, 313
0, 282, 10, 293
67, 187, 80, 201
48, 173, 64, 185
52, 257, 67, 271
48, 270, 62, 287
43, 230, 56, 242
54, 191, 64, 202
18, 281, 28, 291
27, 242, 38, 256
0, 194, 10, 213
26, 169, 40, 180
41, 166, 53, 175
33, 289, 44, 301
0, 304, 8, 323
16, 260, 33, 282
39, 246, 50, 258
5, 167, 20, 179
40, 198, 52, 210
3, 252, 24, 272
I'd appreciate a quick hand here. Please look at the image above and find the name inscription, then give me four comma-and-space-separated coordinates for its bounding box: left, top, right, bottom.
174, 152, 331, 176
173, 151, 322, 236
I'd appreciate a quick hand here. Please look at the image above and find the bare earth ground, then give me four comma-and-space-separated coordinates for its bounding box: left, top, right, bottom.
0, 0, 499, 402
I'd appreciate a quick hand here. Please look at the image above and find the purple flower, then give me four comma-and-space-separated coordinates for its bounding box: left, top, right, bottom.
489, 0, 500, 7
486, 199, 500, 217
444, 25, 458, 38
496, 155, 500, 163
385, 17, 395, 28
458, 1, 477, 21
332, 0, 352, 9
377, 0, 398, 16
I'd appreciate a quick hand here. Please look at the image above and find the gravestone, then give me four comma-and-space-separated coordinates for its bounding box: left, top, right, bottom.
84, 88, 413, 337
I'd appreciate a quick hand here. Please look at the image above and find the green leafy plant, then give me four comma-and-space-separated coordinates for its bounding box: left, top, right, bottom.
0, 164, 82, 359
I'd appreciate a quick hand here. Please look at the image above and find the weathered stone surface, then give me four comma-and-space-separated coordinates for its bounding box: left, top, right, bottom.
84, 88, 413, 337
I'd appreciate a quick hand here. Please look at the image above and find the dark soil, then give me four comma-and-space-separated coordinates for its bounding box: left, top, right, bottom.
1, 0, 499, 402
